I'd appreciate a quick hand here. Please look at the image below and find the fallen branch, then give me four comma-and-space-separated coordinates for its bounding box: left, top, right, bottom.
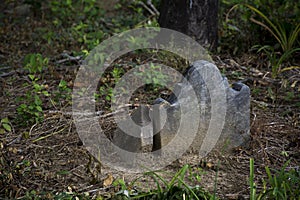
32, 123, 69, 143
56, 53, 83, 64
137, 1, 156, 16
147, 0, 159, 15
48, 103, 143, 118
0, 71, 15, 77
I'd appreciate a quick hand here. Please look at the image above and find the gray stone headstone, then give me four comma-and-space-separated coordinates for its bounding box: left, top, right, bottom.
113, 60, 250, 157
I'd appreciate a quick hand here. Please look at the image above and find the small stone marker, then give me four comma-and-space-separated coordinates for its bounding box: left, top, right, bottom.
113, 105, 152, 153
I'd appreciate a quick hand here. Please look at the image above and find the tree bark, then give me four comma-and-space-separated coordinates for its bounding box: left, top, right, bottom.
159, 0, 218, 50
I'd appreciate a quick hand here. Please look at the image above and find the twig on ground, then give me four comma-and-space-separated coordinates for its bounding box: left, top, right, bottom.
0, 71, 15, 77
146, 0, 160, 15
56, 52, 82, 64
137, 1, 156, 16
48, 103, 142, 118
32, 123, 70, 143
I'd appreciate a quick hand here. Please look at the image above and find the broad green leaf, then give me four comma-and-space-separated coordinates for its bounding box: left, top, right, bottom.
28, 74, 35, 80
2, 123, 11, 132
36, 105, 43, 112
1, 117, 9, 123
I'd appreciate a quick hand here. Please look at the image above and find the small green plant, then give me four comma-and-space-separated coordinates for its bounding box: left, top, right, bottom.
50, 0, 100, 23
222, 0, 299, 54
50, 0, 74, 24
111, 67, 124, 82
21, 190, 90, 200
249, 158, 256, 200
261, 161, 300, 199
52, 80, 72, 106
95, 66, 124, 104
16, 75, 50, 127
243, 4, 300, 79
244, 4, 299, 53
58, 80, 71, 96
23, 53, 49, 75
113, 178, 133, 198
97, 84, 114, 102
253, 44, 300, 79
48, 0, 106, 50
16, 160, 31, 175
249, 159, 300, 200
71, 21, 105, 50
134, 63, 170, 91
113, 164, 217, 199
228, 3, 300, 105
0, 117, 12, 134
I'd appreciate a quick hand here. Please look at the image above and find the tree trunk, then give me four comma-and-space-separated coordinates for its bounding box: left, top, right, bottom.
159, 0, 218, 50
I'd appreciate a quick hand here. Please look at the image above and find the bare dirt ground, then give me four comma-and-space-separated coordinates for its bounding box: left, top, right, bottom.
0, 1, 299, 199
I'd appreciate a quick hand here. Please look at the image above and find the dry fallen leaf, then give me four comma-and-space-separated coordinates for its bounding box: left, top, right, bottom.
103, 173, 114, 187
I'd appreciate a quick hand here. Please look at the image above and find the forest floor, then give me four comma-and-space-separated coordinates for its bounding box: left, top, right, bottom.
0, 1, 299, 199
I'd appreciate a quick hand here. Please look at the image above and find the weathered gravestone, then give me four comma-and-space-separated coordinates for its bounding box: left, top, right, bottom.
151, 60, 250, 156
113, 60, 250, 158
